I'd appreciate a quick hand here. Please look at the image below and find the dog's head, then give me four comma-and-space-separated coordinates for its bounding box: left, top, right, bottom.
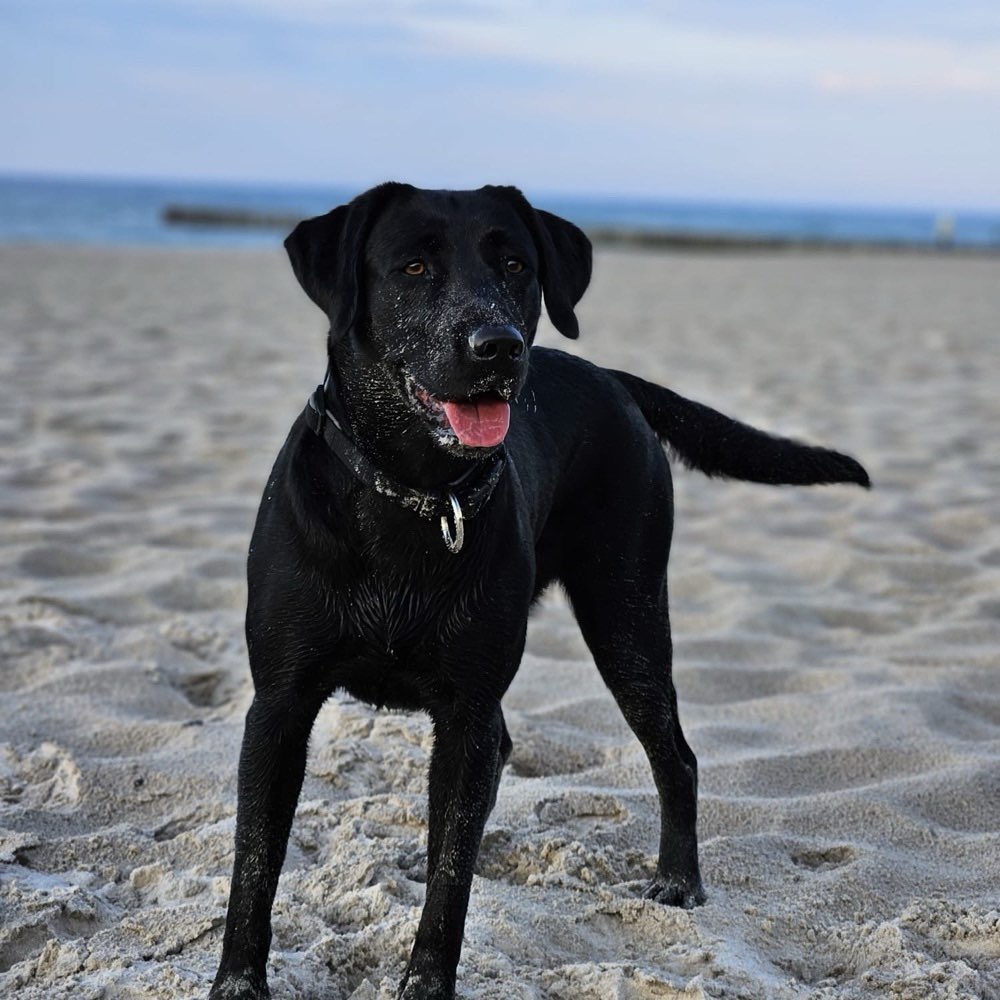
285, 184, 592, 453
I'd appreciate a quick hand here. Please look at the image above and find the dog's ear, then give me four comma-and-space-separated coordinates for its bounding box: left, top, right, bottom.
531, 208, 593, 339
487, 187, 593, 339
284, 183, 411, 342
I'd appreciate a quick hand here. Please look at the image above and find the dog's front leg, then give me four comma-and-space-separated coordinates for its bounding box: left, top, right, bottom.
210, 689, 323, 1000
398, 701, 507, 1000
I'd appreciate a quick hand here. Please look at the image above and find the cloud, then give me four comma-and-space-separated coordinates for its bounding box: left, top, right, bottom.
405, 11, 1000, 98
818, 68, 1000, 96
180, 0, 1000, 97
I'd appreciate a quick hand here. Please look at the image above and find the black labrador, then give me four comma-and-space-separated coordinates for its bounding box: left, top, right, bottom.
209, 183, 869, 999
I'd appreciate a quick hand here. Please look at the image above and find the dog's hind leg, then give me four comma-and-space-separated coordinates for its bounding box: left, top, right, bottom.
563, 562, 705, 909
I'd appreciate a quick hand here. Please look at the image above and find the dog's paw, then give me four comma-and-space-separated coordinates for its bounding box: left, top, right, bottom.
208, 971, 270, 1000
397, 969, 455, 1000
641, 876, 706, 909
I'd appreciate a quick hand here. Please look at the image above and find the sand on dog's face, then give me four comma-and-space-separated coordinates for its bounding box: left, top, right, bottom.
1, 244, 998, 999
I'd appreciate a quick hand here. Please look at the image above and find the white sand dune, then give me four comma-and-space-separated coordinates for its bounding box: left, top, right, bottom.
1, 244, 997, 999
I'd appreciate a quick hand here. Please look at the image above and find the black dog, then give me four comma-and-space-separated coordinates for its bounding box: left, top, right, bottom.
210, 183, 869, 999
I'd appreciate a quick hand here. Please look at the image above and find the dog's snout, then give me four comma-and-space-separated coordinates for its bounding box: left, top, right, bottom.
468, 325, 525, 362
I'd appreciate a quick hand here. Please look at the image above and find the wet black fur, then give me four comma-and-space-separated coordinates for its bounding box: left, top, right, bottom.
210, 184, 869, 1000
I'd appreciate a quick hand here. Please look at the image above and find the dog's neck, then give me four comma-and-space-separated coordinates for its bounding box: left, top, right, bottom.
325, 352, 484, 491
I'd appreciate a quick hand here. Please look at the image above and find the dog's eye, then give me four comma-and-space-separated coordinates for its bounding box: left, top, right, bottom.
505, 257, 525, 274
404, 260, 426, 276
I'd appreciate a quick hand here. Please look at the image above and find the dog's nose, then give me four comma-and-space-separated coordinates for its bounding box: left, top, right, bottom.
468, 325, 525, 362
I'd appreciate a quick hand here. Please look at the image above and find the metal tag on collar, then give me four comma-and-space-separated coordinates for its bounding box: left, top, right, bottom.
440, 492, 465, 554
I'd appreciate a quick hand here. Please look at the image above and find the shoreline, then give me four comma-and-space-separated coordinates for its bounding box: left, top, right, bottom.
162, 204, 1000, 256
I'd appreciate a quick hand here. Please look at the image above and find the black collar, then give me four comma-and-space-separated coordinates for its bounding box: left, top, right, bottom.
303, 381, 507, 553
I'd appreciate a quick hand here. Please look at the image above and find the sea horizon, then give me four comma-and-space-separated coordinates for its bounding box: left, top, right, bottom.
2, 171, 999, 250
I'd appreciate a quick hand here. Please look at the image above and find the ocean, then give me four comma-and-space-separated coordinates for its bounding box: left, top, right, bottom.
1, 174, 998, 250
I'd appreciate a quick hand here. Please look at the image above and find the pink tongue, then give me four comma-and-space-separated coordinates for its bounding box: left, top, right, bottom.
441, 398, 510, 447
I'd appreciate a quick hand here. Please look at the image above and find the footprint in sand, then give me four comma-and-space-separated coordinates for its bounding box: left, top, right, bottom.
156, 621, 238, 707
170, 669, 231, 708
18, 544, 115, 578
678, 665, 839, 706
790, 844, 858, 871
534, 792, 629, 826
148, 575, 242, 613
0, 742, 82, 813
507, 726, 606, 778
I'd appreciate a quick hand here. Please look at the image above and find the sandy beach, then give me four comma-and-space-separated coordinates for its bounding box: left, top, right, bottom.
1, 242, 997, 999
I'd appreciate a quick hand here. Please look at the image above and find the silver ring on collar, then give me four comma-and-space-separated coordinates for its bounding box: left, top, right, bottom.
440, 492, 465, 554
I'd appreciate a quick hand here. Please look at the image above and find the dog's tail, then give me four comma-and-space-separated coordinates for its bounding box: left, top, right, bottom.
610, 369, 870, 488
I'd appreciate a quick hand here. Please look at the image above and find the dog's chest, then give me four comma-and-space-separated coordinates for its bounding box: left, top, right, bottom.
340, 563, 476, 658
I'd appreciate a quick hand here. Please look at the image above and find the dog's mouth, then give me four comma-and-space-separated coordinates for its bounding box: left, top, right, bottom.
403, 374, 511, 449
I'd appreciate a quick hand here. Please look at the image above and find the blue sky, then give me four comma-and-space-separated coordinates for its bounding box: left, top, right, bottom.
3, 0, 999, 209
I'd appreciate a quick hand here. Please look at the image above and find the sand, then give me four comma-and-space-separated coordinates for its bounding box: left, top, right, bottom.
0, 242, 998, 1000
